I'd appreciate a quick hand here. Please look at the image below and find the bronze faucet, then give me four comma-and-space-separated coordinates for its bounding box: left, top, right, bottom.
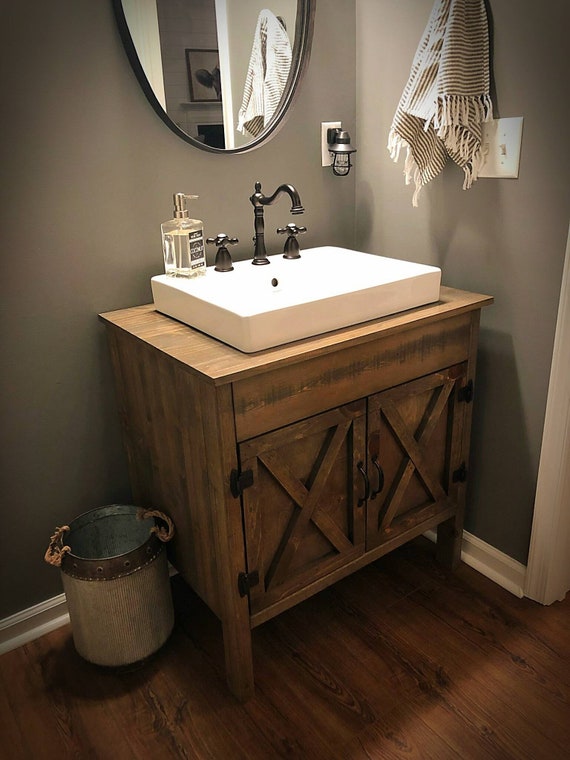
249, 182, 304, 265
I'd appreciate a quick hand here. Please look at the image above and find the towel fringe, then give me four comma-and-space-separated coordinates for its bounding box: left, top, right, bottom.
462, 143, 488, 190
434, 93, 493, 132
387, 129, 402, 162
389, 125, 489, 202
406, 149, 424, 208
388, 130, 424, 208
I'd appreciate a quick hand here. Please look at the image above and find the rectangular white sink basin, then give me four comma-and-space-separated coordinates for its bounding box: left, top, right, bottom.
151, 246, 441, 353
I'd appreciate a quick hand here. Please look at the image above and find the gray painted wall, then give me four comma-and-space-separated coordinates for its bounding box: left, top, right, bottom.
0, 0, 355, 619
1, 0, 568, 621
355, 0, 570, 563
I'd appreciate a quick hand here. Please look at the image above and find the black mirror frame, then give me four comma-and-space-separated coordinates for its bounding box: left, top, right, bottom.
111, 0, 316, 154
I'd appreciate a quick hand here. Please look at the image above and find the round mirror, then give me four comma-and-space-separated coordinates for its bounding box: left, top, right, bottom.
112, 0, 315, 153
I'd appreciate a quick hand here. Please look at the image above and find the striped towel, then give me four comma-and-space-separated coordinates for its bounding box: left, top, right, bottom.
388, 0, 493, 206
237, 10, 292, 138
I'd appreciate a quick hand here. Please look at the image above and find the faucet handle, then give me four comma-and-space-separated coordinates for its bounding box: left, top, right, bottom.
277, 223, 307, 236
277, 223, 307, 260
207, 233, 239, 247
207, 234, 238, 272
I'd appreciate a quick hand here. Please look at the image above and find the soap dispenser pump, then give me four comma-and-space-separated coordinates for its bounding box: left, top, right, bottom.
161, 193, 206, 278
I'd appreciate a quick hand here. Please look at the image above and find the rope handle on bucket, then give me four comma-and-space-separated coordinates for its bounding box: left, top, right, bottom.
44, 525, 71, 567
44, 509, 174, 568
137, 509, 175, 542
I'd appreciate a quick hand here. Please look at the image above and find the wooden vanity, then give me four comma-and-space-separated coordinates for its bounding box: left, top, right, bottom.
100, 286, 492, 700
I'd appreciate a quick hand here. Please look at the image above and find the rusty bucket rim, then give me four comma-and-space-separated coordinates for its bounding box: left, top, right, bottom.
59, 504, 165, 582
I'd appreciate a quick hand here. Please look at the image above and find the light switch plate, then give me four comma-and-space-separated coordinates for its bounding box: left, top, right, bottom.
321, 121, 341, 166
479, 117, 524, 178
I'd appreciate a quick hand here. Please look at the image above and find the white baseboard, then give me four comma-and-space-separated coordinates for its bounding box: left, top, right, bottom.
0, 594, 70, 656
425, 528, 526, 598
0, 536, 526, 656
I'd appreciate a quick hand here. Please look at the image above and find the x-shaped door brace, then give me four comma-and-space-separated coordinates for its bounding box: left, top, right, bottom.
259, 418, 354, 590
377, 378, 455, 533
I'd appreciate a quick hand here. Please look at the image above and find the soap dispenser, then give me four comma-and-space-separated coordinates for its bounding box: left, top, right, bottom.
161, 193, 206, 278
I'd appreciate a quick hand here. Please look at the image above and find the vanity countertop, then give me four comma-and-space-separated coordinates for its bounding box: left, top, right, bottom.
99, 286, 493, 386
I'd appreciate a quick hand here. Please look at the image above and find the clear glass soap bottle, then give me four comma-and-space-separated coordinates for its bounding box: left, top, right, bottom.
161, 193, 206, 278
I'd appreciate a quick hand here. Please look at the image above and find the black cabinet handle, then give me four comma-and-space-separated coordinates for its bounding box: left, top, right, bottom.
357, 461, 369, 506
370, 456, 384, 499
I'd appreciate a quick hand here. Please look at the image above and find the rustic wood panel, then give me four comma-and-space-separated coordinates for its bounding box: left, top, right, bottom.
106, 324, 254, 700
240, 404, 367, 616
107, 327, 242, 620
233, 313, 474, 441
3, 538, 567, 760
107, 327, 223, 616
366, 365, 467, 553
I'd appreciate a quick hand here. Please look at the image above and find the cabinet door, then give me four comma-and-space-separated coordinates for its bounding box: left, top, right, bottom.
239, 402, 367, 616
366, 365, 468, 551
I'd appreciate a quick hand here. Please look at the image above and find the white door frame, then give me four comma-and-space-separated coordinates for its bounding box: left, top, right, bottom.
525, 223, 570, 605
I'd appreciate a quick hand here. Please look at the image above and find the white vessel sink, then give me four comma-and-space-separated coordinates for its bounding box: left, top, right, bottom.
151, 246, 441, 353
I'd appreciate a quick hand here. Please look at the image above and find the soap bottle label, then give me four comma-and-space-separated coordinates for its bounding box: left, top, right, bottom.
189, 230, 206, 271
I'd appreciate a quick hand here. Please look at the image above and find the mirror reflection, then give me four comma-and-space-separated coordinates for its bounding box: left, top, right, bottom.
117, 0, 310, 152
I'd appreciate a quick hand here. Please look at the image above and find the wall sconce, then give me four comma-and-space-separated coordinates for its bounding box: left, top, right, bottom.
327, 128, 357, 176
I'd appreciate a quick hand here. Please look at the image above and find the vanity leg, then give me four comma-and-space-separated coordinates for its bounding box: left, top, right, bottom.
436, 515, 463, 569
222, 616, 255, 701
436, 311, 481, 571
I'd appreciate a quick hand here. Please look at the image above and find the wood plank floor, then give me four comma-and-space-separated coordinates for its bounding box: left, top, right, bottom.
1, 537, 568, 759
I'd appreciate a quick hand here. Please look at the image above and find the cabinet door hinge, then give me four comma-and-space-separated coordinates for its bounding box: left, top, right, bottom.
238, 570, 259, 598
230, 468, 254, 498
458, 379, 474, 404
452, 462, 468, 483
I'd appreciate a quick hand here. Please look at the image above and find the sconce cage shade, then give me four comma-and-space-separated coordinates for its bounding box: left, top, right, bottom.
330, 152, 352, 176
327, 128, 357, 176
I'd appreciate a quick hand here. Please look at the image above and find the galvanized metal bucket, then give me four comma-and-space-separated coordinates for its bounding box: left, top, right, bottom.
45, 504, 175, 667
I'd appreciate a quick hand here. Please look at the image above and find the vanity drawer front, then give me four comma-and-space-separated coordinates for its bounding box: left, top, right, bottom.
232, 313, 473, 441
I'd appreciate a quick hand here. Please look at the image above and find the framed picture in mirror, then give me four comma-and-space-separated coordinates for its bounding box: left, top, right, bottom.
185, 49, 222, 102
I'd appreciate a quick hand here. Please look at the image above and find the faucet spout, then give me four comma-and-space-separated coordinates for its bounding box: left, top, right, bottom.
249, 182, 304, 264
